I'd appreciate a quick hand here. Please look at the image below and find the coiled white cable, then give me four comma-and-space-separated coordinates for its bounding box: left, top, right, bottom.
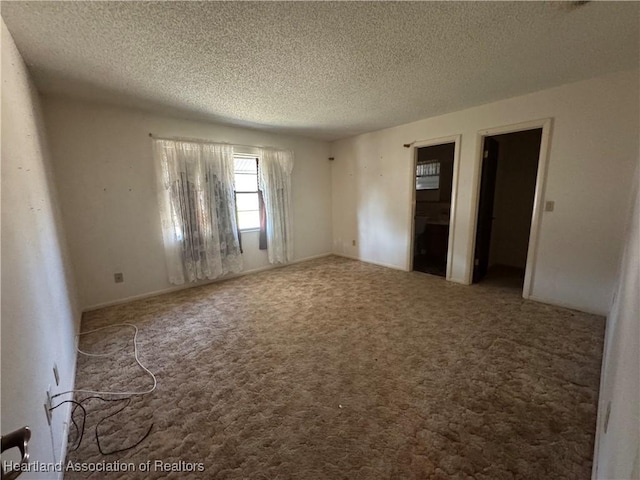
52, 323, 157, 399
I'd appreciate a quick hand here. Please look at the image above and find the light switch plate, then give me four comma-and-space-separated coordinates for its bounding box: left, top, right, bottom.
544, 201, 555, 212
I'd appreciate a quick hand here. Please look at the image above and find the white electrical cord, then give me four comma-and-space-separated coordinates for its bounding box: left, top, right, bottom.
52, 323, 157, 399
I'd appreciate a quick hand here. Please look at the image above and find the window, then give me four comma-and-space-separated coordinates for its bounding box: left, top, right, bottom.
416, 160, 440, 190
234, 155, 260, 230
153, 139, 243, 284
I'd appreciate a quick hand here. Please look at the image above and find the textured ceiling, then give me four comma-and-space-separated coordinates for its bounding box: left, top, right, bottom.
2, 1, 638, 140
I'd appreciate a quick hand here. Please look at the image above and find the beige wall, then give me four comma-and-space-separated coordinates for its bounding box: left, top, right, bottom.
42, 97, 333, 310
593, 167, 640, 479
331, 69, 639, 315
1, 19, 80, 476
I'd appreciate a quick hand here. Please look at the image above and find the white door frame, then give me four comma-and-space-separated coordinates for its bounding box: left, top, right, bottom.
466, 118, 554, 298
406, 134, 462, 280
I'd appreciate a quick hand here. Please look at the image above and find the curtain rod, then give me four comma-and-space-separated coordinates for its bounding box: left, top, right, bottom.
148, 132, 285, 152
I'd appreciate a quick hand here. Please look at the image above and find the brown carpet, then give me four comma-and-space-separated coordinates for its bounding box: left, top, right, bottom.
65, 256, 604, 479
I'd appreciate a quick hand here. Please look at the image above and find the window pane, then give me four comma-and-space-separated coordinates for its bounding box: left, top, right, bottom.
235, 173, 258, 192
237, 210, 260, 230
235, 192, 259, 211
234, 156, 260, 230
234, 157, 257, 174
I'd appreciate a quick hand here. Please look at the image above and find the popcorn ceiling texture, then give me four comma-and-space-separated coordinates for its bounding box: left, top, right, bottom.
66, 256, 604, 479
1, 1, 638, 140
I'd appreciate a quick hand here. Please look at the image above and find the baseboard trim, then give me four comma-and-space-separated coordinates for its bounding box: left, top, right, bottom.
56, 328, 80, 479
337, 252, 474, 285
527, 295, 607, 316
332, 252, 407, 272
82, 253, 333, 312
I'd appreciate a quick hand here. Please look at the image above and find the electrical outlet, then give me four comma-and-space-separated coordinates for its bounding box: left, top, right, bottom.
53, 363, 60, 386
44, 385, 52, 425
352, 240, 356, 246
114, 272, 124, 283
544, 200, 555, 212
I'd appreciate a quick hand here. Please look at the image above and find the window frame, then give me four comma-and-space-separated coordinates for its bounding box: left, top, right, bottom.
233, 154, 261, 232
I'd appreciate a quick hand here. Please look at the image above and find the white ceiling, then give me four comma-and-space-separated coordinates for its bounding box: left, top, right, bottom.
2, 1, 638, 141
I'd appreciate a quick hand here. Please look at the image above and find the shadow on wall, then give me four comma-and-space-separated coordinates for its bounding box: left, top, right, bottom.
1, 19, 80, 471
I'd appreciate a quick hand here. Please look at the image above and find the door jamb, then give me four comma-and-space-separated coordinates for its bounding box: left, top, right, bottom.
465, 118, 553, 299
406, 134, 462, 280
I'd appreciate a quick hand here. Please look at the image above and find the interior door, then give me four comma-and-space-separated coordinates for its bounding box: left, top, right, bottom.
473, 137, 499, 283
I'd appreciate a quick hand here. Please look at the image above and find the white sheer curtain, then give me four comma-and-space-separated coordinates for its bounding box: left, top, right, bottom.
153, 139, 243, 285
259, 148, 294, 264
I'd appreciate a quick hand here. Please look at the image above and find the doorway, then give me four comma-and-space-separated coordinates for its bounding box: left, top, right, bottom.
412, 142, 455, 276
473, 128, 543, 290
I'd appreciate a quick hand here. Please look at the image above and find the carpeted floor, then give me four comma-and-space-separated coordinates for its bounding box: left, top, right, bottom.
65, 256, 605, 479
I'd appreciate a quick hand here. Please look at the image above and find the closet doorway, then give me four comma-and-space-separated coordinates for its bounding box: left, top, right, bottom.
411, 140, 457, 277
472, 124, 548, 294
